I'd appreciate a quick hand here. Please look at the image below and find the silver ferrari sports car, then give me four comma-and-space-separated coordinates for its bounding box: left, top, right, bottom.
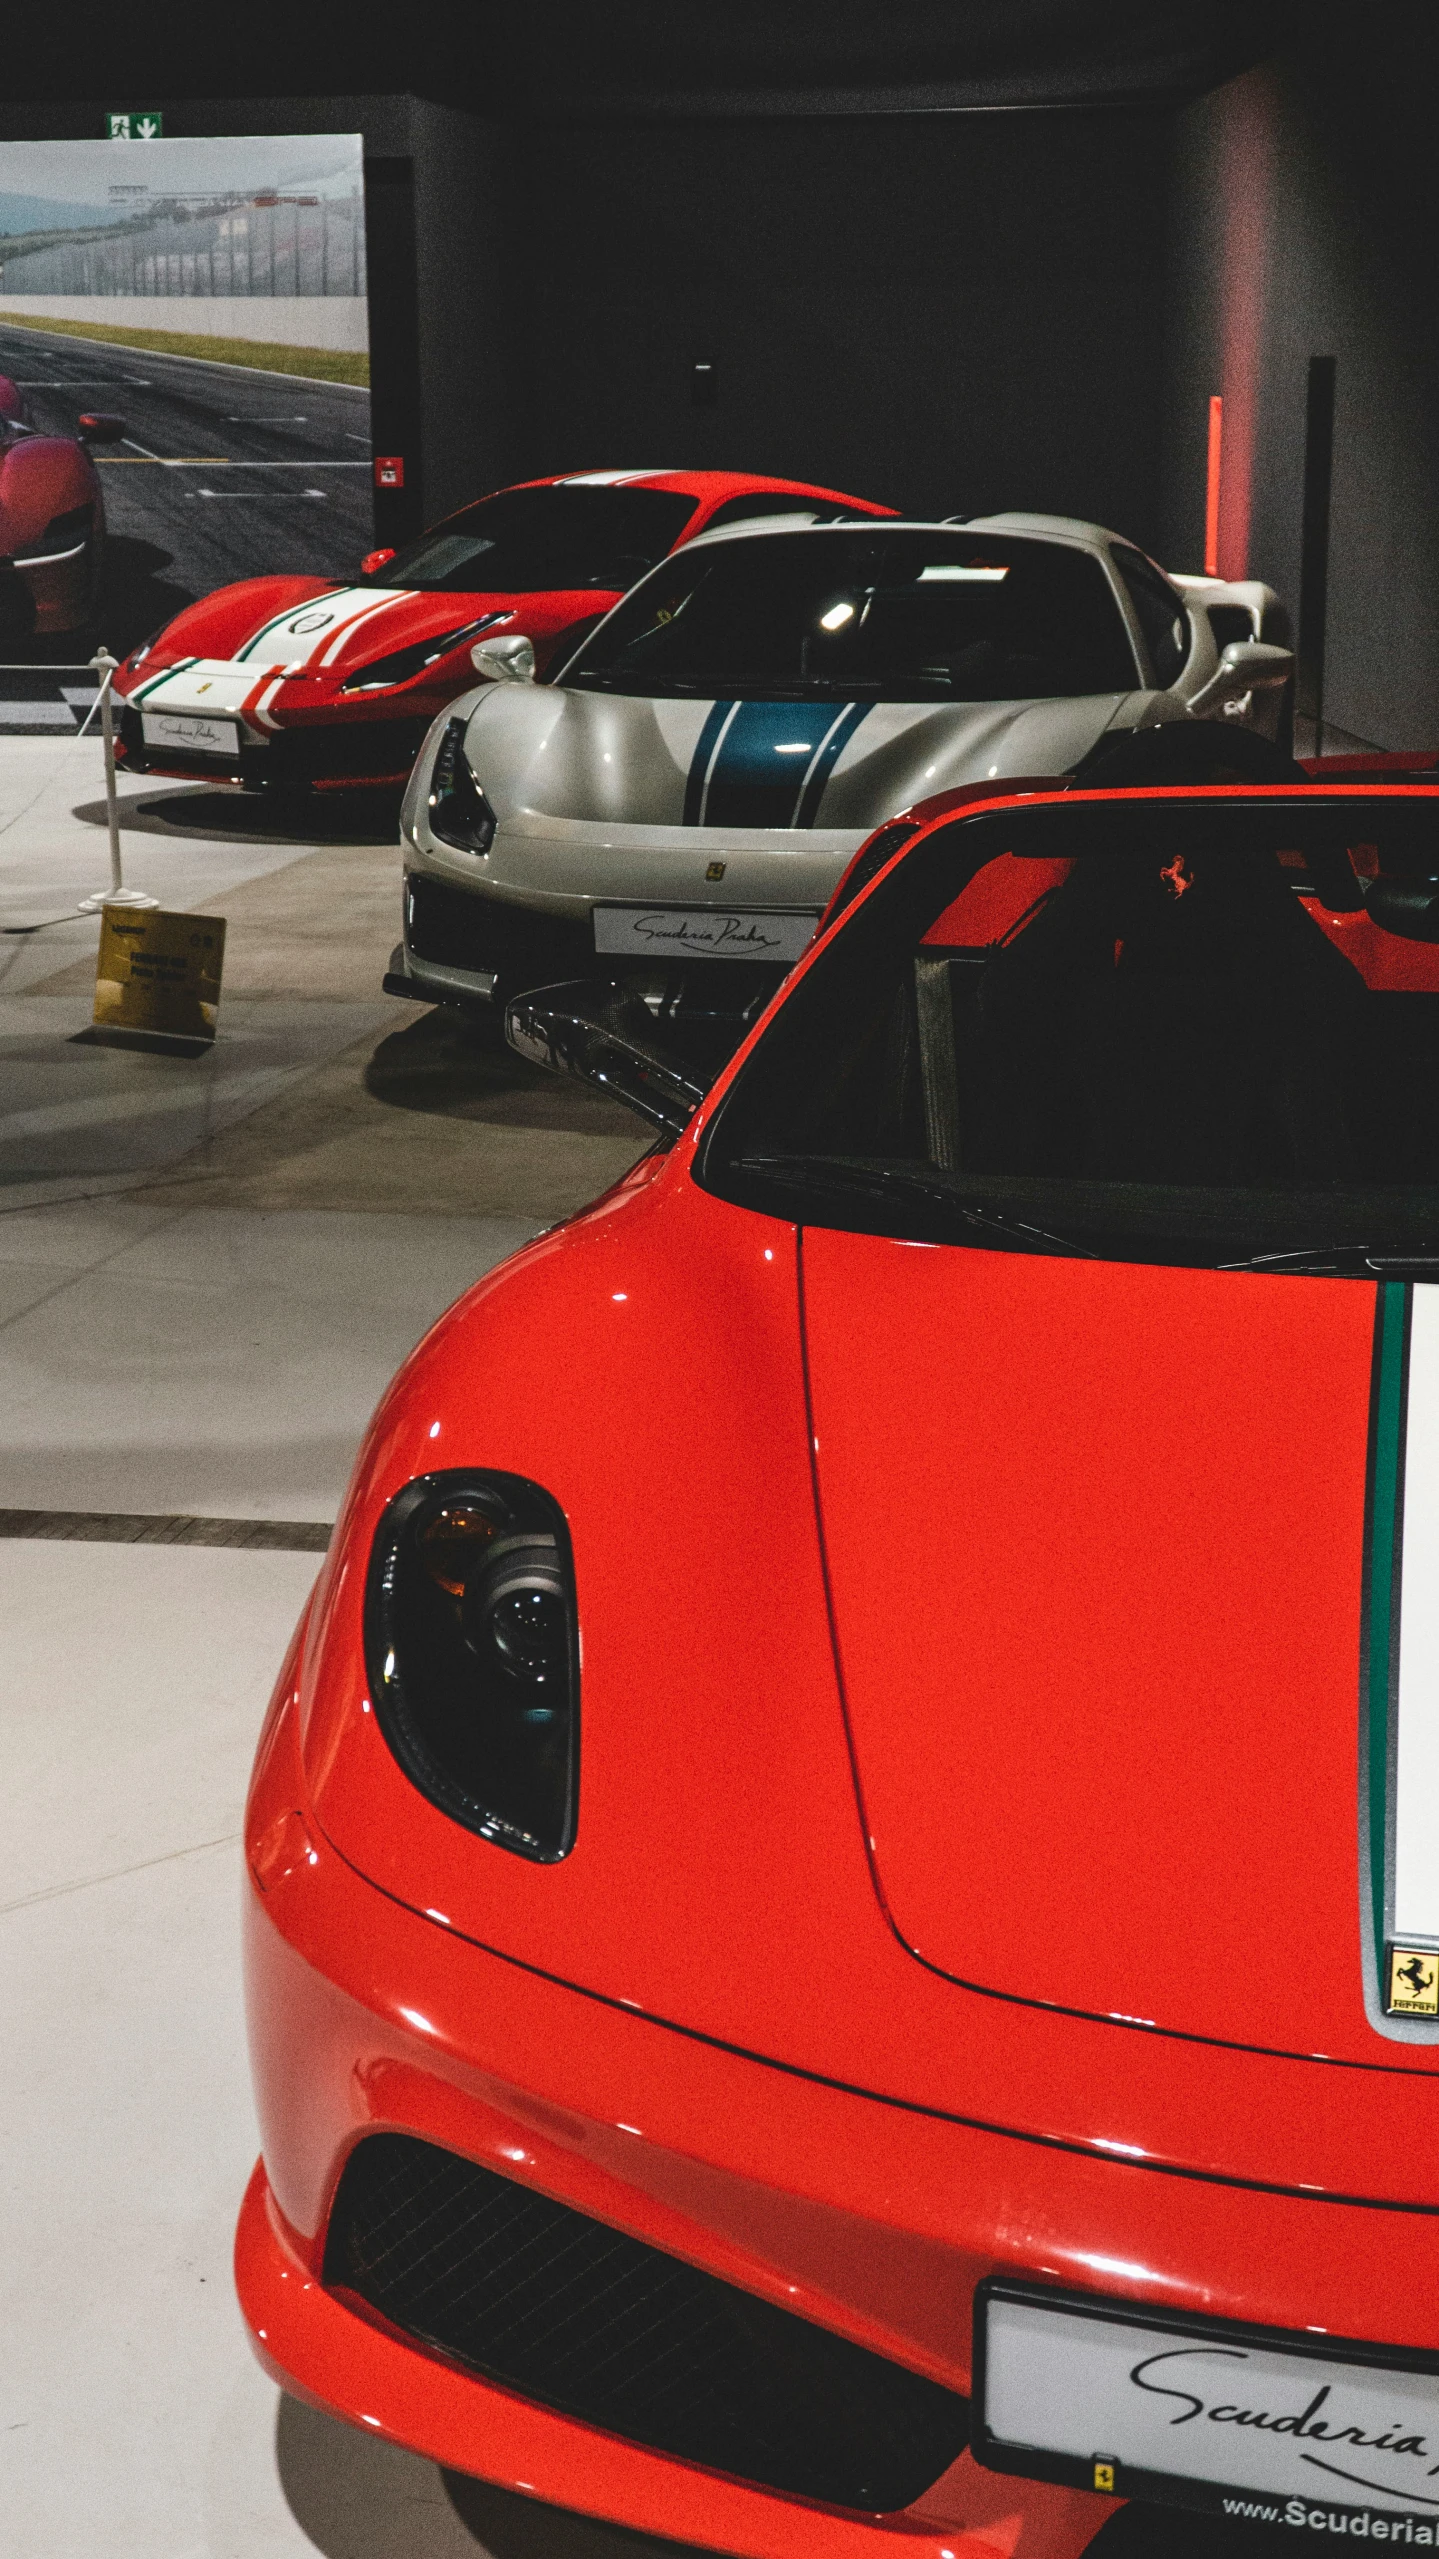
390, 513, 1292, 1019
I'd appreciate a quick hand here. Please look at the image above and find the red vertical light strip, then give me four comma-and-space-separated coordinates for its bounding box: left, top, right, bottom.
1205, 395, 1224, 576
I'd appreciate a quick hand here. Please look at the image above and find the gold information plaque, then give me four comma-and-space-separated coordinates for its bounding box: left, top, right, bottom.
93, 907, 226, 1044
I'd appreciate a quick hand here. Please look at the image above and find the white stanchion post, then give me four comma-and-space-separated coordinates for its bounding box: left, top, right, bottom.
77, 648, 157, 914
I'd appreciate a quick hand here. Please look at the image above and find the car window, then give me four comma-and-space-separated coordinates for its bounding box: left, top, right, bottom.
368, 485, 699, 594
698, 796, 1439, 1273
1110, 543, 1190, 687
1208, 602, 1257, 651
564, 529, 1140, 702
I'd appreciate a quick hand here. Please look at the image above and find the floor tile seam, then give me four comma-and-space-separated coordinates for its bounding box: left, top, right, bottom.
0, 752, 84, 850
0, 1830, 241, 1919
0, 1070, 296, 1145
0, 1195, 196, 1334
0, 1171, 200, 1219
0, 1044, 379, 1223
0, 1505, 333, 1548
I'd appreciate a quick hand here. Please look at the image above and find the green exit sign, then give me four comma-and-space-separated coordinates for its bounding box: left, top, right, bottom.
106, 111, 164, 140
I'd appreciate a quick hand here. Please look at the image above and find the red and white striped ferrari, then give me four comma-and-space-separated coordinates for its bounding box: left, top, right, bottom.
111, 468, 894, 797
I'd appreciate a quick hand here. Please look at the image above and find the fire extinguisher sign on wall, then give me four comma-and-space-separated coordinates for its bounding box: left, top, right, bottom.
374, 456, 405, 489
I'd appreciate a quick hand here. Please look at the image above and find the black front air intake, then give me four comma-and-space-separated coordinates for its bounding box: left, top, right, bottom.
405, 872, 591, 986
325, 2133, 970, 2513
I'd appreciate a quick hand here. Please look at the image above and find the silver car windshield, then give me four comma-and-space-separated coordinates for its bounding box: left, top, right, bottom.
565, 529, 1140, 702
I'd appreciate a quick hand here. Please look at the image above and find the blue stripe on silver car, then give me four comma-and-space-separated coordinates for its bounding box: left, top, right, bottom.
795, 701, 871, 824
683, 700, 871, 828
683, 700, 735, 824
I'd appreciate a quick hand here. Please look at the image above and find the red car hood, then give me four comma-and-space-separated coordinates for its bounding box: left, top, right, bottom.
296, 1173, 1439, 2206
126, 576, 614, 689
801, 1230, 1401, 2071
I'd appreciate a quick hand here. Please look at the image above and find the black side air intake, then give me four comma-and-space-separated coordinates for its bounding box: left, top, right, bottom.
325, 2132, 970, 2512
824, 822, 920, 925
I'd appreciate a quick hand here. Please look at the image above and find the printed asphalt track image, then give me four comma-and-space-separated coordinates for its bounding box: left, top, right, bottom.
0, 318, 373, 690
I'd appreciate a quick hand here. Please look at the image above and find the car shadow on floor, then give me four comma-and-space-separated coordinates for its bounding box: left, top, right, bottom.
363, 1004, 648, 1139
73, 783, 404, 847
276, 2393, 698, 2559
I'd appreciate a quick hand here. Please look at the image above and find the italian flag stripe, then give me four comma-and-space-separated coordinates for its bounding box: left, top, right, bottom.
1395, 1288, 1439, 1939
1365, 1281, 1439, 2005
1367, 1281, 1407, 1964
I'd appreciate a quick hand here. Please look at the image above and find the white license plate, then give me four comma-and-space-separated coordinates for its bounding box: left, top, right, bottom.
976, 2281, 1439, 2529
141, 710, 242, 758
593, 905, 818, 965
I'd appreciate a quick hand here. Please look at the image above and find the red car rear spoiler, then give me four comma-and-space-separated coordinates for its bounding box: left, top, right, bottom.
816, 756, 1439, 942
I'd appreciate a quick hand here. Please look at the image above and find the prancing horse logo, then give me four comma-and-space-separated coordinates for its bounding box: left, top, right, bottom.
1388, 1946, 1439, 2015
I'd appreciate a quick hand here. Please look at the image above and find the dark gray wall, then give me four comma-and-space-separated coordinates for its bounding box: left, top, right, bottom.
1161, 9, 1439, 748
462, 110, 1170, 541
0, 88, 1175, 567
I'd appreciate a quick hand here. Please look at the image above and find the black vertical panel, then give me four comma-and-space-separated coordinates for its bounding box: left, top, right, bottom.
1296, 354, 1336, 751
364, 156, 424, 547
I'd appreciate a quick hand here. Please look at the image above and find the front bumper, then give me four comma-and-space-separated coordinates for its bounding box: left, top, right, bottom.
115, 702, 432, 793
395, 868, 798, 1032
241, 1672, 1439, 2557
241, 2156, 1066, 2559
241, 1678, 1104, 2557
9, 536, 99, 637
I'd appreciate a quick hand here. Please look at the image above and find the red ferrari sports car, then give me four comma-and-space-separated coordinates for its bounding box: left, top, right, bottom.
0, 373, 120, 643
111, 468, 894, 795
241, 777, 1439, 2559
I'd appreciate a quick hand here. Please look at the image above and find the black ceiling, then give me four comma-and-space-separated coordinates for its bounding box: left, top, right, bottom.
5, 1, 1302, 121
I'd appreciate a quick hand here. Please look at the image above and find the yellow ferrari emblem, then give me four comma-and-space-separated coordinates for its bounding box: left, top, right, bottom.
1094, 2461, 1116, 2493
1388, 1947, 1439, 2015
706, 860, 726, 881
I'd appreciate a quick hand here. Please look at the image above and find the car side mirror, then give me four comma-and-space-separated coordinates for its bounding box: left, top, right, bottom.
1366, 878, 1439, 943
1188, 638, 1294, 718
505, 982, 707, 1138
473, 633, 536, 683
361, 546, 396, 575
77, 412, 124, 443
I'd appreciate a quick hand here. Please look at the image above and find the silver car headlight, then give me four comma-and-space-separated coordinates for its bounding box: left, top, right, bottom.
427, 714, 497, 854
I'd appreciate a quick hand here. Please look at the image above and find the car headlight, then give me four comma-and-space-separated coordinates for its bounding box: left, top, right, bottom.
425, 713, 497, 854
125, 623, 166, 672
340, 611, 512, 694
12, 502, 94, 567
364, 1471, 579, 1860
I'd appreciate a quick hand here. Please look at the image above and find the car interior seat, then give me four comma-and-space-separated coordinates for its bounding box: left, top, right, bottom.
962, 840, 1367, 1186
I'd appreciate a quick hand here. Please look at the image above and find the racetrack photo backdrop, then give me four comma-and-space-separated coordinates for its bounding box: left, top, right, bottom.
0, 133, 372, 713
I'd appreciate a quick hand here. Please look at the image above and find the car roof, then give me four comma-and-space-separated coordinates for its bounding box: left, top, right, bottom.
683, 511, 1113, 552
502, 467, 895, 510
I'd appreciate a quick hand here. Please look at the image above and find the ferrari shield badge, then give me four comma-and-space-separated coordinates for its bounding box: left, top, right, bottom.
1388, 1947, 1439, 2016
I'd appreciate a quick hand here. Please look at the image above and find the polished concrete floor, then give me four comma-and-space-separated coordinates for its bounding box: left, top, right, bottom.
0, 740, 672, 2555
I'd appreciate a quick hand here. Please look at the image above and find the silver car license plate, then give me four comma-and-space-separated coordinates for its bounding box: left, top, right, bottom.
141, 710, 241, 757
975, 2280, 1439, 2530
593, 905, 817, 964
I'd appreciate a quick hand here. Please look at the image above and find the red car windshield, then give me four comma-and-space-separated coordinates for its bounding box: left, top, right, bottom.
698, 795, 1439, 1273
366, 484, 700, 594
565, 529, 1139, 702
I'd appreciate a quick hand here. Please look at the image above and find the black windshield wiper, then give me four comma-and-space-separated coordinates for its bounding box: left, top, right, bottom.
731, 1154, 1098, 1257
1220, 1245, 1439, 1276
